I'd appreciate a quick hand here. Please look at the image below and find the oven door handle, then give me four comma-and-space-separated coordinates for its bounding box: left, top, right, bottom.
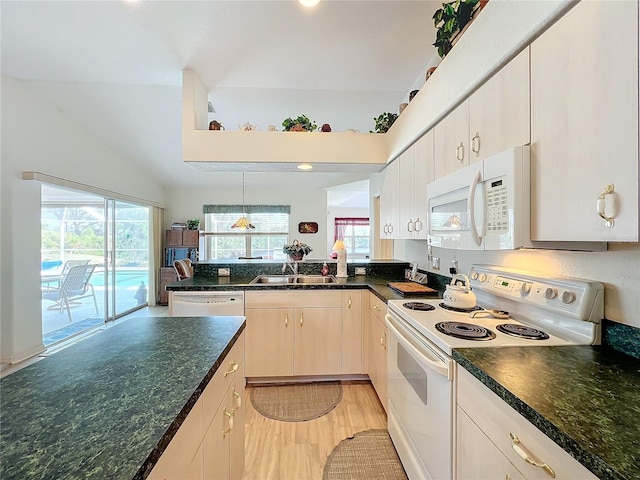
386, 313, 453, 380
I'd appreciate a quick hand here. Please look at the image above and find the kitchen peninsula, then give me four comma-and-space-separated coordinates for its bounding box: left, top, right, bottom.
0, 316, 245, 479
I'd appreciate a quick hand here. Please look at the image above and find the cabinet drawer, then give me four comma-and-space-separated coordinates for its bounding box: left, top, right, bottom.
202, 332, 245, 428
245, 290, 342, 308
457, 367, 598, 480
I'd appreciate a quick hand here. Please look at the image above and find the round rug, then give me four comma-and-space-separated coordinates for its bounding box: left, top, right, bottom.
323, 429, 408, 480
250, 381, 343, 422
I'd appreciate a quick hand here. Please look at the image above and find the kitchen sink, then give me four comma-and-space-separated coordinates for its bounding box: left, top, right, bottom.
250, 275, 336, 284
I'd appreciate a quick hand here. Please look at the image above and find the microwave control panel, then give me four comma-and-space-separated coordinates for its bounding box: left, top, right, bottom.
486, 178, 508, 233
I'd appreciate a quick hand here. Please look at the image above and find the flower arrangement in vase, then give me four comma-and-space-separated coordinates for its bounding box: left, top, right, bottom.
282, 239, 313, 261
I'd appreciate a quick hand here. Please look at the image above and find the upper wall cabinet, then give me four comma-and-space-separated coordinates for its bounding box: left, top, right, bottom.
398, 131, 434, 240
380, 157, 400, 239
434, 101, 470, 178
530, 1, 639, 242
468, 48, 530, 163
434, 48, 530, 179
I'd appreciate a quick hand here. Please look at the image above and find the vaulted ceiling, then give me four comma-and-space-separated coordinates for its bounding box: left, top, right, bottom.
1, 0, 441, 192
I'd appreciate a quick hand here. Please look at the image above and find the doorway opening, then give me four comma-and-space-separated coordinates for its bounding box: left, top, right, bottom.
41, 185, 151, 346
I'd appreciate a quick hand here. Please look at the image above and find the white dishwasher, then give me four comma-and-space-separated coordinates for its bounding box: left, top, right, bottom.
169, 291, 245, 316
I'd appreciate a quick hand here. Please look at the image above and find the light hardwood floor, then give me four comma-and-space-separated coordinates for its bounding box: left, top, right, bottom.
243, 381, 388, 480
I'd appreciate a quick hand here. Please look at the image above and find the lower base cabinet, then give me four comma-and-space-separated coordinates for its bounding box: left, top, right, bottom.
149, 333, 245, 480
366, 292, 387, 412
245, 291, 343, 377
457, 367, 598, 480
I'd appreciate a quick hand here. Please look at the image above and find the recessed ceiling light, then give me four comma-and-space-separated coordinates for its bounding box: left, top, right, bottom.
298, 0, 321, 7
297, 164, 313, 171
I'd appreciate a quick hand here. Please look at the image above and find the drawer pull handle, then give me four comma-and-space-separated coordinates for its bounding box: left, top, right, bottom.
232, 388, 242, 412
596, 183, 616, 228
348, 295, 352, 309
472, 132, 480, 157
300, 313, 304, 327
223, 407, 233, 438
510, 432, 555, 478
224, 362, 239, 377
285, 312, 289, 327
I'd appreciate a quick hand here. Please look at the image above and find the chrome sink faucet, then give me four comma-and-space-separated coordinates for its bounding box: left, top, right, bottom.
282, 261, 298, 275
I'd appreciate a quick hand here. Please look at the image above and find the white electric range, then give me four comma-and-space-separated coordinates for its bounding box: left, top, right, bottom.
384, 264, 604, 480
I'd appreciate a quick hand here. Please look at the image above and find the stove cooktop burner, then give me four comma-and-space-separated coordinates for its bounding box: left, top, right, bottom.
438, 302, 483, 313
403, 302, 436, 311
435, 321, 496, 341
496, 324, 550, 340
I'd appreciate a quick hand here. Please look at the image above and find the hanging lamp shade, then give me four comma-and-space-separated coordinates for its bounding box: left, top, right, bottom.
231, 172, 255, 229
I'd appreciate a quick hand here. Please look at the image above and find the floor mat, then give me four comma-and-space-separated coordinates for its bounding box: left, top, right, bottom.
323, 429, 408, 480
250, 381, 342, 422
43, 318, 104, 346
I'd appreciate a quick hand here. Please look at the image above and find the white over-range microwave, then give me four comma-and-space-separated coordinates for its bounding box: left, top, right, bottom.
427, 146, 531, 250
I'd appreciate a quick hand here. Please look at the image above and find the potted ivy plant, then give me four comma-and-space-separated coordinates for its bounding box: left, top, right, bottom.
186, 219, 200, 230
282, 239, 313, 261
370, 112, 398, 134
432, 0, 481, 58
282, 114, 318, 132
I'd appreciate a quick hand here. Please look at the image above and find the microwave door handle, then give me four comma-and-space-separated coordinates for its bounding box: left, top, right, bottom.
468, 170, 483, 247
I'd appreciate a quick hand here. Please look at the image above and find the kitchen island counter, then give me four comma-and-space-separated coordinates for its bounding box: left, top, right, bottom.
0, 316, 245, 479
454, 346, 640, 480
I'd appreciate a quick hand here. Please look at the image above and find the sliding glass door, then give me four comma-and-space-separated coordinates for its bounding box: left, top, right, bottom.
104, 200, 150, 319
41, 186, 150, 345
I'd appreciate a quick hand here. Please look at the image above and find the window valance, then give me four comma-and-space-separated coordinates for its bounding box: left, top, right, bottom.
202, 205, 291, 214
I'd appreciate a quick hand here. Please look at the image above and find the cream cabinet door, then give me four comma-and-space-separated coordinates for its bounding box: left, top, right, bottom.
380, 159, 400, 239
341, 290, 363, 374
203, 402, 230, 480
468, 47, 530, 163
367, 292, 387, 412
413, 130, 434, 240
245, 308, 294, 377
229, 371, 245, 480
434, 100, 469, 179
398, 145, 416, 239
530, 1, 639, 241
457, 407, 526, 480
293, 307, 342, 376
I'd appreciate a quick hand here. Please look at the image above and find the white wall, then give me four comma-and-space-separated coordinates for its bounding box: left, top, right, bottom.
164, 185, 330, 259
396, 240, 640, 329
0, 76, 165, 364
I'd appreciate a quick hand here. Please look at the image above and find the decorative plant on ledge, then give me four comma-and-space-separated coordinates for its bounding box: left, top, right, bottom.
370, 112, 398, 133
282, 114, 318, 132
432, 0, 481, 58
282, 239, 313, 261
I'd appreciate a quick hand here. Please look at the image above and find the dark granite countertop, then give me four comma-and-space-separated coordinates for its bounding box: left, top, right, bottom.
0, 316, 245, 480
453, 346, 640, 480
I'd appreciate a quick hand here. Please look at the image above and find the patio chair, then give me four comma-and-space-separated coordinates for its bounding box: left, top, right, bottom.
42, 264, 98, 322
42, 259, 90, 290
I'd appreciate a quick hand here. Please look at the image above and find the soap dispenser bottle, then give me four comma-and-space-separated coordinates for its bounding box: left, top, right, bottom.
321, 262, 329, 276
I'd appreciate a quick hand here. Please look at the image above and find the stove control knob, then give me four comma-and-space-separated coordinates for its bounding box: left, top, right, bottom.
561, 291, 576, 304
519, 282, 532, 295
470, 272, 478, 280
478, 273, 487, 282
544, 287, 558, 300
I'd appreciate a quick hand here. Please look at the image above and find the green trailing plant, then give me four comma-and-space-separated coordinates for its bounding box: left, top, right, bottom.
282, 114, 318, 132
370, 112, 398, 134
282, 239, 312, 258
432, 0, 479, 58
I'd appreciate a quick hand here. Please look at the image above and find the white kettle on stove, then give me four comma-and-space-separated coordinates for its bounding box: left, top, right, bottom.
443, 274, 477, 309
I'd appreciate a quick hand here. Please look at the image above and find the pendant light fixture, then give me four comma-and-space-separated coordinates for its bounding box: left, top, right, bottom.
231, 172, 255, 229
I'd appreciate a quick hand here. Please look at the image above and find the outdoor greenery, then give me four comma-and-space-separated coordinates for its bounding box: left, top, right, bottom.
42, 205, 149, 267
